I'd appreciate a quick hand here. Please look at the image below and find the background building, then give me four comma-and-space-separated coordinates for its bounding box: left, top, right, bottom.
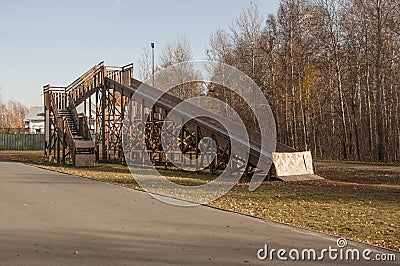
24, 106, 45, 134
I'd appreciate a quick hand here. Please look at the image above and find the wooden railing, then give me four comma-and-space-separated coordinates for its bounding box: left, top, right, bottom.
48, 91, 74, 154
44, 86, 68, 111
64, 62, 133, 108
66, 61, 104, 93
105, 63, 133, 85
66, 61, 105, 106
63, 116, 75, 160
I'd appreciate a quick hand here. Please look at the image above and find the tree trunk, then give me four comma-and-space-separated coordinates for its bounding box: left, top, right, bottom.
375, 0, 384, 161
334, 53, 348, 159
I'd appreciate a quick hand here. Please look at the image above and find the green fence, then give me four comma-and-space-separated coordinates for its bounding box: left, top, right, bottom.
0, 134, 44, 150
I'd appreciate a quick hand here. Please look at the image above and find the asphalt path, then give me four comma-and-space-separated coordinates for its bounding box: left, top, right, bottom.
0, 159, 398, 265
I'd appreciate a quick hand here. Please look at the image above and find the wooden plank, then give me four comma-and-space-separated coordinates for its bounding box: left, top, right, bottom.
74, 140, 95, 149
278, 174, 324, 182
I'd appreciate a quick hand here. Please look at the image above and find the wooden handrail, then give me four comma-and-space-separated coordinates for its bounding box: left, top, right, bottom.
49, 91, 74, 155
66, 61, 104, 93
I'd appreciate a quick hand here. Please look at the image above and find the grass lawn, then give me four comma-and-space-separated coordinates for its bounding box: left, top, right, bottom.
0, 150, 399, 251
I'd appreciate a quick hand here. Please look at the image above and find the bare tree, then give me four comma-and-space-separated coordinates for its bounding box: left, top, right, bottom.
0, 98, 28, 131
230, 2, 263, 81
158, 34, 201, 99
159, 34, 193, 68
137, 47, 152, 82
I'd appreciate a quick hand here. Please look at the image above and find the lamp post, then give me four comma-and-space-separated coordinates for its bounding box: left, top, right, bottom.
150, 42, 155, 122
151, 42, 155, 87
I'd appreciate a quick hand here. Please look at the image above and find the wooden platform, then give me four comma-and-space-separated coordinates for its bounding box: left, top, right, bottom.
277, 174, 324, 182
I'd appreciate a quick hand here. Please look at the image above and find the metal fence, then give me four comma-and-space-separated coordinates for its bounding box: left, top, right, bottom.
0, 134, 44, 150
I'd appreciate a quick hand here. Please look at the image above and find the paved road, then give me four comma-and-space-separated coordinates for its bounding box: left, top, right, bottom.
0, 159, 398, 265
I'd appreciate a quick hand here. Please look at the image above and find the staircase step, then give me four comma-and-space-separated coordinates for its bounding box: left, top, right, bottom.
60, 108, 93, 146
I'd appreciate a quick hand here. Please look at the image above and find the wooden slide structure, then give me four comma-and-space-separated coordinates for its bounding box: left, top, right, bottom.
43, 62, 322, 181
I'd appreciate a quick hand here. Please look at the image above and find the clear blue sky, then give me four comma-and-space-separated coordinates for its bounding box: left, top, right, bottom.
0, 0, 279, 107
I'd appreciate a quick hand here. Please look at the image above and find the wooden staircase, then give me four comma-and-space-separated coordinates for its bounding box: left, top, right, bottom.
58, 108, 95, 167
44, 62, 134, 166
58, 110, 83, 139
45, 87, 96, 167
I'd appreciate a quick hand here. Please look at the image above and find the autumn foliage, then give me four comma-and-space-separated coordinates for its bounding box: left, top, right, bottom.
206, 0, 400, 162
0, 98, 28, 132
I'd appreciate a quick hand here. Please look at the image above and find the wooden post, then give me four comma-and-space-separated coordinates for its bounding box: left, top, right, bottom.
102, 70, 107, 162
61, 117, 65, 164
196, 126, 200, 172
